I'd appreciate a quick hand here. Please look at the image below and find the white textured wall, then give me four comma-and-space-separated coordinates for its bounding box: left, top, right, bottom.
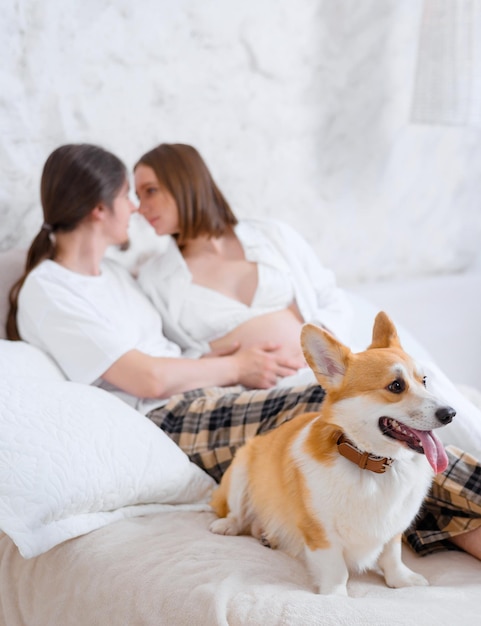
2, 0, 481, 285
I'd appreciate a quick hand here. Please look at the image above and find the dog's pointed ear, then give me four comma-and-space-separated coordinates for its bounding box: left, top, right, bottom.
301, 323, 350, 387
369, 311, 401, 349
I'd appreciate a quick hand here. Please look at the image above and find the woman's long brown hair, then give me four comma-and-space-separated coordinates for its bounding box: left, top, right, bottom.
134, 143, 237, 248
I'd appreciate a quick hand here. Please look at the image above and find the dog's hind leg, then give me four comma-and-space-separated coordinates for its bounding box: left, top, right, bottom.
378, 534, 428, 588
209, 454, 251, 536
250, 518, 278, 549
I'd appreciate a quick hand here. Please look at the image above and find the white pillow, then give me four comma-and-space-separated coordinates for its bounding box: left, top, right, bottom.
0, 339, 66, 381
0, 375, 215, 558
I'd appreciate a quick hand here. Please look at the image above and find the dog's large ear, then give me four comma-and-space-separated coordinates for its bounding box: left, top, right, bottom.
369, 311, 401, 349
301, 323, 350, 387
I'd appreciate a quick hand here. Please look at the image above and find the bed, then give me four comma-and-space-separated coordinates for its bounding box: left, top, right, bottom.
1, 247, 481, 626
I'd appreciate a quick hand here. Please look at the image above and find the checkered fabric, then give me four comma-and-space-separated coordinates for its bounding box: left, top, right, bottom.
404, 446, 481, 555
147, 383, 326, 482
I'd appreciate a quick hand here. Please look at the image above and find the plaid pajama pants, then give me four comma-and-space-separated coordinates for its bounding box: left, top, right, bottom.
404, 446, 481, 555
147, 383, 326, 483
147, 385, 481, 557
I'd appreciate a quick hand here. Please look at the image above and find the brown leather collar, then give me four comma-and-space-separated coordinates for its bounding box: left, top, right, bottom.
337, 434, 393, 474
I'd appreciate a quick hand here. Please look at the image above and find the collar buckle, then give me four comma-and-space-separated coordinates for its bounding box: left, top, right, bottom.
337, 434, 393, 474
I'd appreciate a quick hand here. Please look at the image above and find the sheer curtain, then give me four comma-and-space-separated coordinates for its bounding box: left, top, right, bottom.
411, 0, 481, 127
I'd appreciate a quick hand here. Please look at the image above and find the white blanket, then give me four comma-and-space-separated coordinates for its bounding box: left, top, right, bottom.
1, 509, 480, 626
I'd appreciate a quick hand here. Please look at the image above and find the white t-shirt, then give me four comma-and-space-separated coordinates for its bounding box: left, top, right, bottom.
17, 258, 181, 413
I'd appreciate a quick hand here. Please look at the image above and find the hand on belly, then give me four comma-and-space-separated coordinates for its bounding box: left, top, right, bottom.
209, 308, 306, 367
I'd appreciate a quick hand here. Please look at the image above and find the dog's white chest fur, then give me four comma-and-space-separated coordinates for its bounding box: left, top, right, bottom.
289, 424, 433, 572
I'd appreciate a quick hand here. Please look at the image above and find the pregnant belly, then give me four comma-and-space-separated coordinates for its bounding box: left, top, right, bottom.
209, 307, 306, 361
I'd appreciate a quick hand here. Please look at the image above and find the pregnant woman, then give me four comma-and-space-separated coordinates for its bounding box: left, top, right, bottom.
134, 143, 353, 384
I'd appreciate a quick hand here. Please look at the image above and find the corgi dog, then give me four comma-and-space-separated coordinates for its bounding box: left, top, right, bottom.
209, 312, 455, 595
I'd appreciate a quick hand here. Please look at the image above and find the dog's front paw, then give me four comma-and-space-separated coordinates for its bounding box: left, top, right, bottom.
316, 582, 348, 596
384, 567, 429, 588
209, 516, 241, 536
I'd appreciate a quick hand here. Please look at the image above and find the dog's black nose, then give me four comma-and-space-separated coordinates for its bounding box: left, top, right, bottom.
436, 406, 456, 425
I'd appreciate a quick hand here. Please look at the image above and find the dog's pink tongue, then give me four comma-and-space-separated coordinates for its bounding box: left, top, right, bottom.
415, 429, 448, 474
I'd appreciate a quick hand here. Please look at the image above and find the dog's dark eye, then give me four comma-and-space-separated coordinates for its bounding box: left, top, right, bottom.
422, 376, 427, 387
387, 379, 405, 394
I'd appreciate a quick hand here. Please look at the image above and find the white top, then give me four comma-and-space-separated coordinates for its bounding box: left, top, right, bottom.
17, 259, 181, 413
138, 218, 353, 356
179, 261, 295, 345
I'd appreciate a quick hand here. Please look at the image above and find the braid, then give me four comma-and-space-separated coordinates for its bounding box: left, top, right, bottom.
6, 228, 54, 340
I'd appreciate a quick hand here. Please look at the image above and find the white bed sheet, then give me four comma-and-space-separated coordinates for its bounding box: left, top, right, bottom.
1, 509, 480, 626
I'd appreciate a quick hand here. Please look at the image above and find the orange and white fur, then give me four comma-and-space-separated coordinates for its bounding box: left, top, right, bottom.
209, 312, 455, 595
